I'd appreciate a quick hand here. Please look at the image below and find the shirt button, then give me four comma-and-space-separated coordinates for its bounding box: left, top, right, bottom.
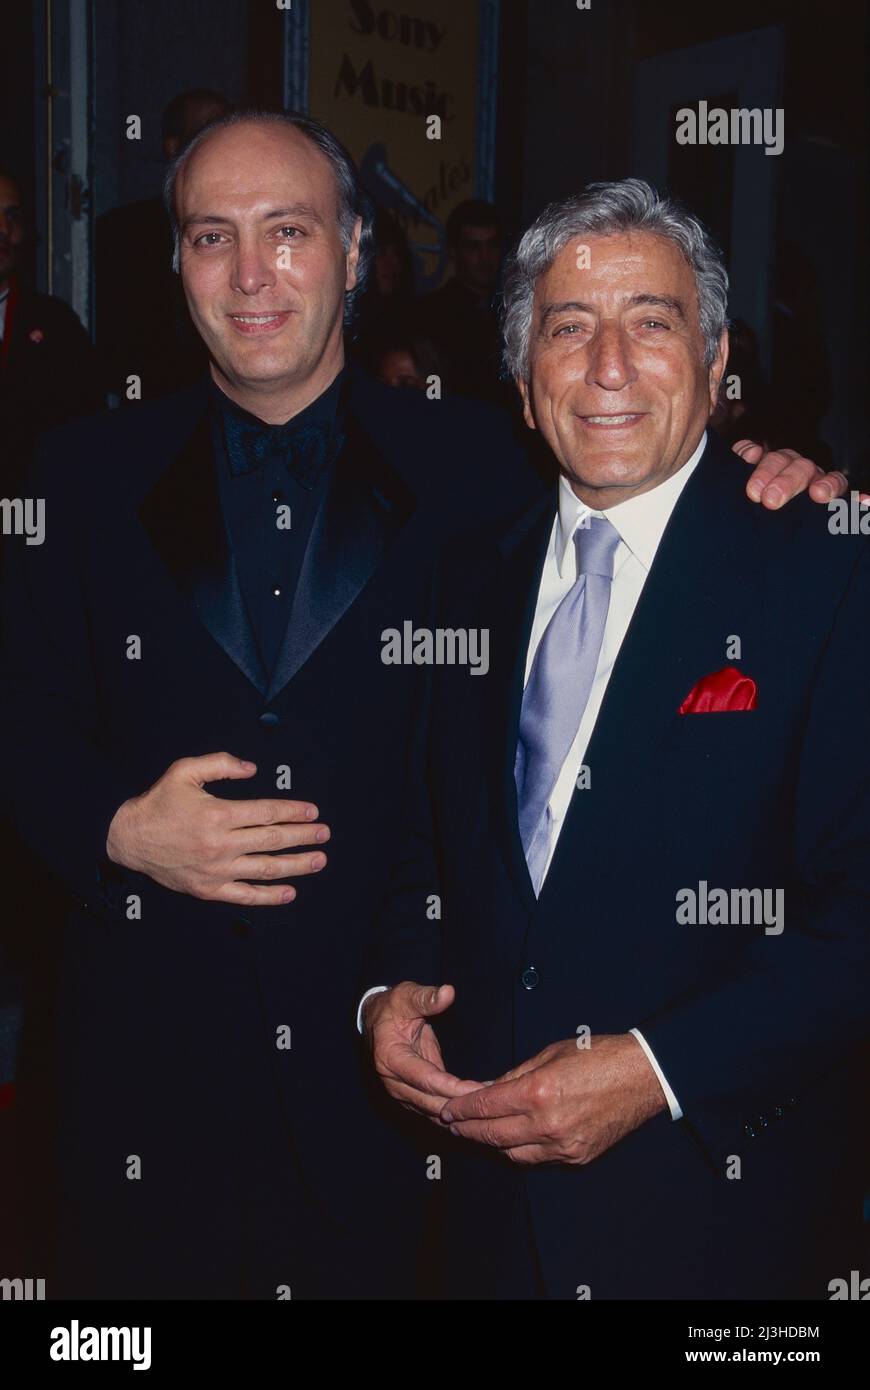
520, 966, 540, 991
272, 586, 282, 597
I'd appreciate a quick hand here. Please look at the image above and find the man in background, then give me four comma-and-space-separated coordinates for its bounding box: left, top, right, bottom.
95, 88, 231, 401
418, 198, 506, 404
0, 165, 102, 484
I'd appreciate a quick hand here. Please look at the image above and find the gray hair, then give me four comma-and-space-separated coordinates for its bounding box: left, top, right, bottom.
501, 178, 729, 380
163, 108, 373, 325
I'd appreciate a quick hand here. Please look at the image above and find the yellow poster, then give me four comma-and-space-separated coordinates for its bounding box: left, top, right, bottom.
308, 0, 480, 289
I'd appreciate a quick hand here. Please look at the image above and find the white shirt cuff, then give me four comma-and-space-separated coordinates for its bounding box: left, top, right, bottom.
630, 1027, 683, 1120
356, 985, 389, 1034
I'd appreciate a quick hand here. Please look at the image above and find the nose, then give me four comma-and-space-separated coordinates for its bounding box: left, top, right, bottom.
584, 322, 637, 392
230, 233, 277, 297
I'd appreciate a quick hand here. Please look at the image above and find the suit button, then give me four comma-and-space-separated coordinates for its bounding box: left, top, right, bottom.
232, 917, 253, 938
744, 1123, 757, 1139
258, 711, 279, 728
520, 966, 540, 991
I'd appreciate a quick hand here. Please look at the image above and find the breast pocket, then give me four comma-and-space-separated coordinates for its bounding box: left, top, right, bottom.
656, 707, 788, 851
668, 693, 766, 763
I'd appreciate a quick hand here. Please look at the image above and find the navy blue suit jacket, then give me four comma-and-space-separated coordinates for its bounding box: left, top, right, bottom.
376, 432, 870, 1300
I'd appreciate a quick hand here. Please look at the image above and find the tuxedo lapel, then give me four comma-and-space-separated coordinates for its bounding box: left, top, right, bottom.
483, 492, 557, 917
539, 437, 765, 897
265, 413, 416, 702
138, 404, 268, 694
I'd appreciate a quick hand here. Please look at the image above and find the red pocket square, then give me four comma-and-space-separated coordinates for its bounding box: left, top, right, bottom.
679, 665, 757, 714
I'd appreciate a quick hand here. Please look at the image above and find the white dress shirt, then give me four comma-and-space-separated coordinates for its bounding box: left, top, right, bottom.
361, 433, 709, 1121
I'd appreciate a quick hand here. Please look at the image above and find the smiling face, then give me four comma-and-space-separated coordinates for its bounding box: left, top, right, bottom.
518, 231, 727, 507
175, 120, 361, 420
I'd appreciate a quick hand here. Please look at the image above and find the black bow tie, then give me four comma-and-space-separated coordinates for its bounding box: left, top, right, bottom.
224, 412, 341, 488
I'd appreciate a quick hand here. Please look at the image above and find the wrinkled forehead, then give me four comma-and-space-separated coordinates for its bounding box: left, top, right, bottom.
535, 230, 700, 316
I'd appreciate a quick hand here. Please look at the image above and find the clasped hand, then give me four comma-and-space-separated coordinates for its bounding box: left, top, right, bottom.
364, 982, 667, 1166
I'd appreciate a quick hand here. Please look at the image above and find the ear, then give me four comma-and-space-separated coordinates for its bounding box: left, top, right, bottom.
707, 327, 729, 413
517, 376, 537, 432
345, 216, 363, 293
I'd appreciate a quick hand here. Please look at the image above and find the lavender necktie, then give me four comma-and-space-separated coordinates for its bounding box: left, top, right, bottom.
515, 514, 621, 895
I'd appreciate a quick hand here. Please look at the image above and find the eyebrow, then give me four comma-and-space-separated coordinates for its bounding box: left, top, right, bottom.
628, 293, 687, 319
538, 293, 687, 328
181, 203, 325, 234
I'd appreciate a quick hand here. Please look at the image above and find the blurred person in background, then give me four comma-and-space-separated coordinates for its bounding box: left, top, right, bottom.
0, 165, 102, 486
418, 198, 507, 405
358, 319, 444, 391
710, 317, 771, 449
95, 88, 231, 402
354, 207, 415, 335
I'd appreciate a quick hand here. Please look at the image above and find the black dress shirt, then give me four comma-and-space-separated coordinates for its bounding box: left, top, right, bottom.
209, 370, 346, 673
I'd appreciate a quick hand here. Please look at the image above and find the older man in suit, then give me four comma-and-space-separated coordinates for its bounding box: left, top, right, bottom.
365, 179, 869, 1300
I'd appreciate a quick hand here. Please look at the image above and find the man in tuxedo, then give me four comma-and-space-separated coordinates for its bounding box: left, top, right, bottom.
0, 112, 844, 1300
365, 178, 869, 1299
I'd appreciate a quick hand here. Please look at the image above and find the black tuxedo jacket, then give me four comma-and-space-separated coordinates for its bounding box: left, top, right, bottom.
0, 365, 541, 1296
377, 432, 870, 1300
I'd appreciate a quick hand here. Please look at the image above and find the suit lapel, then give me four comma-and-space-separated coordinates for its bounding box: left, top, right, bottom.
265, 413, 416, 702
483, 491, 557, 917
138, 402, 269, 694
